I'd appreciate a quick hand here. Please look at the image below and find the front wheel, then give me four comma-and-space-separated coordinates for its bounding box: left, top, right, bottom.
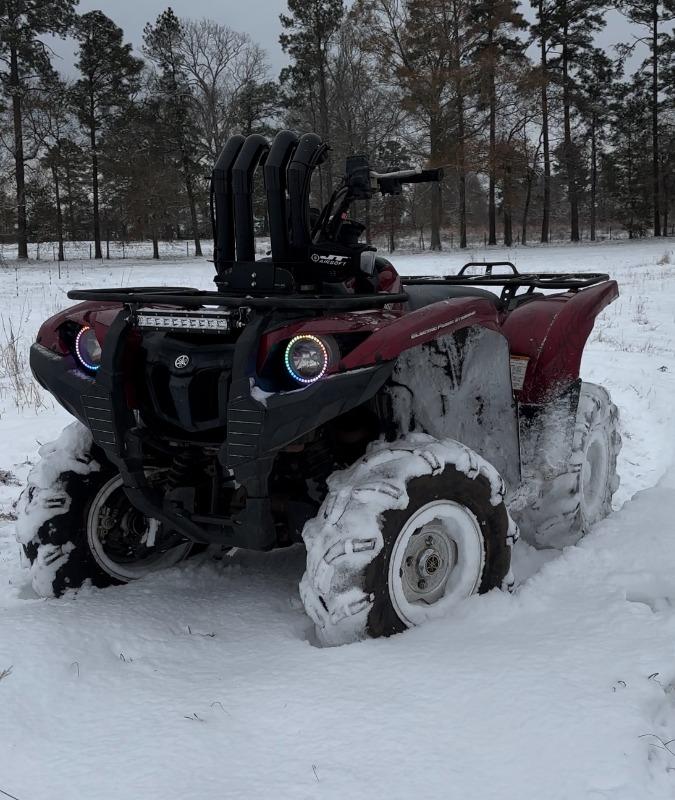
300, 436, 517, 646
16, 422, 192, 597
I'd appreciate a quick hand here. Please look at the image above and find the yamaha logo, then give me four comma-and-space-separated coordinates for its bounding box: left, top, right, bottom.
174, 354, 190, 369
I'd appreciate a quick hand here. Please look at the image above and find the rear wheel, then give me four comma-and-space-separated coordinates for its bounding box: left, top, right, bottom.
16, 422, 192, 597
300, 436, 517, 646
517, 382, 621, 549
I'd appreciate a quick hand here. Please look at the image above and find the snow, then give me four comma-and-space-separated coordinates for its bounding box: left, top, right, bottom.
1, 238, 675, 799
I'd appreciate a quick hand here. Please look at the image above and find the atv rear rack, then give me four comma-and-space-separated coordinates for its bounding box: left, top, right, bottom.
402, 261, 609, 290
67, 287, 408, 311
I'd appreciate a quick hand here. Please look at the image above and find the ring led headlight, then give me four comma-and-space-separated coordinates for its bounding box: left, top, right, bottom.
284, 334, 329, 384
74, 325, 102, 371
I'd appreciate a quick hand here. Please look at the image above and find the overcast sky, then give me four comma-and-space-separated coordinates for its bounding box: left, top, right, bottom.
48, 0, 291, 77
47, 1, 648, 81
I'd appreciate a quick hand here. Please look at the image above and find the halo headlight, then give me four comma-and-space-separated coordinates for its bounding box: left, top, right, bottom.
74, 325, 102, 371
284, 334, 329, 384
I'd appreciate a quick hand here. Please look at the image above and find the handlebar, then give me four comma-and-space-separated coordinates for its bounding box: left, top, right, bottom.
371, 167, 443, 183
372, 167, 443, 195
316, 155, 445, 243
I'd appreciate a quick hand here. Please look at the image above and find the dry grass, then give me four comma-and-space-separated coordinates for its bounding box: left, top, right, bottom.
0, 315, 46, 414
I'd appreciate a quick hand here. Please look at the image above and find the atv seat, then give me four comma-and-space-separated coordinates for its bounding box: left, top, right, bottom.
403, 284, 503, 312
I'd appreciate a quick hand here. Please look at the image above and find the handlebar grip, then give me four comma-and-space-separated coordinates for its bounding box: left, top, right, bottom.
404, 168, 443, 184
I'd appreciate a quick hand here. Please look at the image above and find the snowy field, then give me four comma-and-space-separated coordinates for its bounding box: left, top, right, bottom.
1, 238, 674, 800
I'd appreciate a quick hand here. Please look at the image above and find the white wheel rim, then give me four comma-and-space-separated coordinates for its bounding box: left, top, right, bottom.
580, 428, 610, 523
388, 500, 486, 628
86, 474, 192, 582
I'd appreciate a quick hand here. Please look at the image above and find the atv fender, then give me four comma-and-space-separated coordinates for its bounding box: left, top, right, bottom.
340, 297, 501, 368
501, 281, 618, 404
380, 325, 520, 490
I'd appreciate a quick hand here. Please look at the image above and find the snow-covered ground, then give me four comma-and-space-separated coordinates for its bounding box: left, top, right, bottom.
1, 238, 674, 799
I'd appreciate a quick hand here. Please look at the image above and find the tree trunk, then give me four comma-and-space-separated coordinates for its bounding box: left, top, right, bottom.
488, 28, 497, 246
365, 196, 372, 245
590, 116, 597, 242
522, 169, 533, 245
561, 15, 579, 242
503, 164, 512, 247
10, 45, 28, 260
64, 153, 76, 241
318, 59, 333, 195
182, 153, 202, 257
651, 0, 661, 236
430, 182, 442, 250
662, 155, 669, 234
51, 162, 65, 262
504, 209, 512, 247
152, 228, 159, 259
88, 96, 102, 259
430, 119, 442, 250
539, 1, 551, 244
452, 11, 467, 249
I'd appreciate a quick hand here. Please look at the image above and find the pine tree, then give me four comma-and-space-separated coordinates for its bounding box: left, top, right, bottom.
617, 0, 675, 236
143, 8, 203, 256
36, 76, 73, 260
0, 0, 76, 259
468, 0, 526, 245
72, 11, 142, 259
607, 76, 653, 237
280, 0, 345, 198
234, 79, 279, 136
577, 49, 620, 240
548, 0, 605, 242
530, 0, 555, 243
103, 98, 184, 259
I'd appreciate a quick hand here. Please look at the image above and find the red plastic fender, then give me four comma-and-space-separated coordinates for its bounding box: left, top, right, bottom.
340, 297, 501, 369
36, 302, 123, 354
501, 281, 619, 404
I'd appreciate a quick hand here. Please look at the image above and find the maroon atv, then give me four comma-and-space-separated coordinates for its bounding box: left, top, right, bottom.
17, 131, 620, 645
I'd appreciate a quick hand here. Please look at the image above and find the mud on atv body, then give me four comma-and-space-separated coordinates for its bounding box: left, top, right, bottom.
22, 131, 620, 642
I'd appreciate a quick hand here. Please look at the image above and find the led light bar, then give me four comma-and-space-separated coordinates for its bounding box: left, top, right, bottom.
134, 309, 245, 332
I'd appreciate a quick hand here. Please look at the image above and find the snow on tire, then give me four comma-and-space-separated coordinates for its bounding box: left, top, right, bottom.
518, 382, 621, 549
300, 434, 517, 646
16, 421, 192, 597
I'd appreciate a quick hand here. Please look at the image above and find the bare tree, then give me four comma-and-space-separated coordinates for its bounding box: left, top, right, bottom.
179, 19, 269, 159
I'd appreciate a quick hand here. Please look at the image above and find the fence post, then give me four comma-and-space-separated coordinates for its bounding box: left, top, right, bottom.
89, 243, 92, 259
186, 241, 189, 257
122, 241, 125, 259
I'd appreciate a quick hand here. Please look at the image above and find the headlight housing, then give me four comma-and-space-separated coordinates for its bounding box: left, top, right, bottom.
74, 325, 102, 371
284, 334, 330, 384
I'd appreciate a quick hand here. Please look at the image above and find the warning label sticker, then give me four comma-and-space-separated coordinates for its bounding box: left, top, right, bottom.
509, 356, 530, 391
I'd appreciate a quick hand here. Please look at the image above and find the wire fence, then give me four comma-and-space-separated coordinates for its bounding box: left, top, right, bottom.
0, 228, 642, 265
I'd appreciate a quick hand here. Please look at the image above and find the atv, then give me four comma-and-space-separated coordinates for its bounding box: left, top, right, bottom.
17, 131, 621, 645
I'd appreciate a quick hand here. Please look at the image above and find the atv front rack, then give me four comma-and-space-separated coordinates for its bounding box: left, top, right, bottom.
67, 286, 408, 311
